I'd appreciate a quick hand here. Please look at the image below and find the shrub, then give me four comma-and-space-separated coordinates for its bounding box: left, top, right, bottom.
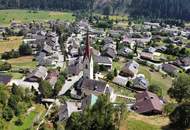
169, 103, 190, 129
164, 103, 176, 116
15, 118, 23, 126
148, 84, 163, 97
106, 71, 114, 81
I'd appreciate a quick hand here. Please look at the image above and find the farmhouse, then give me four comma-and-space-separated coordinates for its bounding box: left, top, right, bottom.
132, 91, 163, 115
162, 64, 179, 76
94, 55, 112, 70
120, 60, 139, 78
133, 76, 149, 90
25, 66, 48, 82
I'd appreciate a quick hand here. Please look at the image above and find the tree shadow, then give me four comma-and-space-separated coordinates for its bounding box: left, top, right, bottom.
162, 124, 187, 130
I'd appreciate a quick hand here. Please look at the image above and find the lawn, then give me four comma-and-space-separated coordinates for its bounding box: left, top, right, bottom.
108, 82, 135, 97
138, 65, 173, 97
7, 56, 37, 68
109, 15, 128, 21
6, 72, 24, 79
5, 111, 37, 130
120, 112, 169, 130
0, 36, 22, 53
0, 9, 75, 25
112, 57, 126, 70
3, 104, 46, 130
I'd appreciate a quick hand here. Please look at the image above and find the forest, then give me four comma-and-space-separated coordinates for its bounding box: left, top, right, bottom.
0, 0, 190, 20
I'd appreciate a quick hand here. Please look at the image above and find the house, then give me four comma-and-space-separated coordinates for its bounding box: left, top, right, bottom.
0, 75, 12, 85
94, 56, 112, 70
120, 61, 139, 78
140, 52, 154, 61
42, 44, 53, 55
81, 94, 98, 110
144, 22, 160, 29
79, 78, 113, 97
58, 101, 81, 121
25, 66, 48, 82
69, 47, 80, 57
102, 43, 116, 51
113, 75, 129, 86
143, 47, 156, 54
131, 91, 163, 115
118, 47, 133, 57
68, 62, 83, 76
103, 37, 114, 44
133, 76, 149, 90
46, 70, 59, 87
102, 48, 117, 59
162, 64, 179, 76
174, 57, 190, 71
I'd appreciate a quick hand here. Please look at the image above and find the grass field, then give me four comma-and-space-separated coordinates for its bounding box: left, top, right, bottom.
6, 72, 24, 79
2, 104, 46, 130
8, 111, 37, 130
138, 65, 173, 97
0, 9, 75, 25
0, 36, 22, 53
120, 112, 169, 130
7, 56, 37, 68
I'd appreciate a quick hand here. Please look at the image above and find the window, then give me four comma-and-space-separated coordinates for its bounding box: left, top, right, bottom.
85, 65, 88, 69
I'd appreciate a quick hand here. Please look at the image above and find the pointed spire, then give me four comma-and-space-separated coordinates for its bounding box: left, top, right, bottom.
83, 29, 91, 61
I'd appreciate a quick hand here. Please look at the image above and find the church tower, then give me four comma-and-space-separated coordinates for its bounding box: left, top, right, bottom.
83, 30, 94, 79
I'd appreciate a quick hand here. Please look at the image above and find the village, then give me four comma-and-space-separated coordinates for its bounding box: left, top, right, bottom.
0, 16, 190, 129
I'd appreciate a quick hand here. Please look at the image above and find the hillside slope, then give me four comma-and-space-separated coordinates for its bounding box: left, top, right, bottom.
0, 0, 190, 20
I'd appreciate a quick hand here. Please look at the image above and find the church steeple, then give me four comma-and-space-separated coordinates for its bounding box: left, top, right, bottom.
83, 30, 93, 79
83, 30, 91, 61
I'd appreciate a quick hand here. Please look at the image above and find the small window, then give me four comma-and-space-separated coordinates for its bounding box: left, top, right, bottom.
86, 65, 88, 69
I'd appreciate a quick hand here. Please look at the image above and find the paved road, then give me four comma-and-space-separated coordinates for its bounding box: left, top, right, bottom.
58, 72, 83, 96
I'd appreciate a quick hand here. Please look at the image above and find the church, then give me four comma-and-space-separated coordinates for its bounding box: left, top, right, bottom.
70, 30, 114, 99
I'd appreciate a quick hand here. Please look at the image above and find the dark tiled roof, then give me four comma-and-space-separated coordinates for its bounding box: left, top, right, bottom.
68, 62, 83, 76
162, 64, 178, 74
25, 66, 47, 81
81, 78, 107, 93
94, 56, 112, 65
132, 91, 163, 114
103, 48, 116, 59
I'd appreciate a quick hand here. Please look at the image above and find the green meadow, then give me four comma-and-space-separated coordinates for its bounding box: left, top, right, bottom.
0, 9, 75, 25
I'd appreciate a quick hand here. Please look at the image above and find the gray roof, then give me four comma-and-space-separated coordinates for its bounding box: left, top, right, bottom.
81, 78, 107, 93
162, 64, 179, 74
58, 102, 81, 121
103, 48, 117, 59
120, 60, 139, 77
103, 37, 114, 44
42, 44, 52, 54
68, 62, 83, 76
133, 76, 149, 90
25, 66, 47, 80
113, 75, 129, 86
94, 56, 112, 65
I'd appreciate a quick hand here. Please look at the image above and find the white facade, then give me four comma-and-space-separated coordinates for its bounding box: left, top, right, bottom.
83, 55, 94, 79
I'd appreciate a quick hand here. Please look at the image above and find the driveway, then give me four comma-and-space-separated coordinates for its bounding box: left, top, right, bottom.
58, 72, 83, 96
